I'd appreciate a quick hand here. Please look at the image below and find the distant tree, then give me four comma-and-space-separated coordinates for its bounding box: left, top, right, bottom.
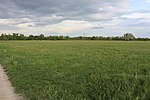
106, 37, 112, 40
39, 34, 45, 40
90, 36, 96, 40
123, 33, 135, 41
0, 34, 7, 40
28, 35, 35, 40
0, 33, 149, 41
12, 33, 19, 40
58, 36, 64, 40
19, 34, 26, 40
65, 36, 70, 40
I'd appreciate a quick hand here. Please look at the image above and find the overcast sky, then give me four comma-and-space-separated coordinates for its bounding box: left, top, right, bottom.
0, 0, 150, 37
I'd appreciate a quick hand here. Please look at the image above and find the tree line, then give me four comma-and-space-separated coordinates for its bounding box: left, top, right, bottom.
0, 33, 149, 41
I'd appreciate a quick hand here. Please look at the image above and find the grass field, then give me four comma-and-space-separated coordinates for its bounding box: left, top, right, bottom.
0, 41, 150, 100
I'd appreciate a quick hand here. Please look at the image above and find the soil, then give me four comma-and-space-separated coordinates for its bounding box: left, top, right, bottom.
0, 64, 23, 100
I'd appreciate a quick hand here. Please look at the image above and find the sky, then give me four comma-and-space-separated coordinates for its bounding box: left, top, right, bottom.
0, 0, 150, 37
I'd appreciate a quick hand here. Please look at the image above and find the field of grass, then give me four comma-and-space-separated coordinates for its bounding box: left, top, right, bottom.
0, 41, 150, 100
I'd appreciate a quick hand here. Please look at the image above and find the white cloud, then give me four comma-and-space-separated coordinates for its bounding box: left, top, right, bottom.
144, 0, 150, 3
0, 0, 149, 37
122, 12, 150, 19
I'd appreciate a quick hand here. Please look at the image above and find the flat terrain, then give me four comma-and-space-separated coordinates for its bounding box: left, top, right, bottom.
0, 41, 150, 100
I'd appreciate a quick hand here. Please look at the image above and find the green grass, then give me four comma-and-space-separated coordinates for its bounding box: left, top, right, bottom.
0, 41, 150, 100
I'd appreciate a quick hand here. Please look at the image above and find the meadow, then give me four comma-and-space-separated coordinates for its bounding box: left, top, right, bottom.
0, 41, 150, 100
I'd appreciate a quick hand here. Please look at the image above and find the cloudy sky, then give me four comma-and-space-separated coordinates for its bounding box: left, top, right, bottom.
0, 0, 150, 37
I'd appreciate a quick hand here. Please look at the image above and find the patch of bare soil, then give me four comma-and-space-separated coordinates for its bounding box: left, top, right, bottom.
0, 64, 23, 100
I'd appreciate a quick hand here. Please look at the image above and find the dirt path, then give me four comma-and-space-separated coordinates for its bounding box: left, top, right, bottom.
0, 64, 23, 100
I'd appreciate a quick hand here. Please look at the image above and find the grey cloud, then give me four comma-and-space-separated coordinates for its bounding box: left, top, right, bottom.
12, 0, 101, 23
117, 16, 150, 28
91, 26, 104, 29
0, 24, 18, 30
129, 23, 150, 27
0, 0, 128, 26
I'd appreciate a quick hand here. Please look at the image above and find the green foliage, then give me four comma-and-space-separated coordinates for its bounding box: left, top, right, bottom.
0, 33, 149, 41
123, 33, 136, 41
0, 41, 150, 100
